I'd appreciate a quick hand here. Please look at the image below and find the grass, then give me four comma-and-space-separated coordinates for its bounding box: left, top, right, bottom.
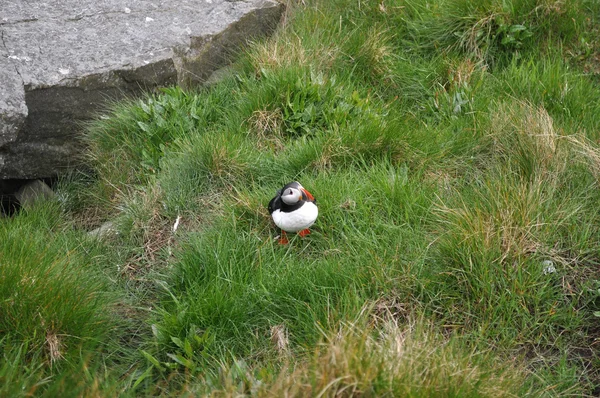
0, 203, 122, 397
207, 319, 531, 397
3, 0, 600, 395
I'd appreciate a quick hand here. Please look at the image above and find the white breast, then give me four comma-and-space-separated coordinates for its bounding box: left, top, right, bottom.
271, 202, 318, 232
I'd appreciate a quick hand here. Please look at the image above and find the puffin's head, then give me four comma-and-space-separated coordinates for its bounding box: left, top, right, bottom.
281, 185, 304, 205
280, 181, 315, 205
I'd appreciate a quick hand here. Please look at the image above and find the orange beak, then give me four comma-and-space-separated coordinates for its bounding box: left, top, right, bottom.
301, 188, 315, 201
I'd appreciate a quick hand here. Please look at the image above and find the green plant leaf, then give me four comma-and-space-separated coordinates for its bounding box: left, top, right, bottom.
171, 336, 184, 348
137, 121, 151, 133
141, 350, 165, 372
167, 353, 195, 370
132, 366, 154, 390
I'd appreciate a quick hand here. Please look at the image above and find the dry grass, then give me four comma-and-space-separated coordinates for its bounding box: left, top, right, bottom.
489, 99, 600, 182
371, 295, 413, 326
459, 12, 501, 64
433, 101, 573, 265
249, 32, 339, 73
247, 109, 285, 151
491, 100, 559, 155
250, 34, 308, 70
356, 26, 396, 81
566, 135, 600, 180
270, 324, 290, 355
535, 0, 569, 16
209, 320, 527, 397
448, 58, 481, 89
46, 331, 64, 365
489, 100, 566, 181
442, 186, 548, 261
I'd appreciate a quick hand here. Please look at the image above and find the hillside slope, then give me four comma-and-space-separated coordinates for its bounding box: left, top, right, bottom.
2, 0, 600, 395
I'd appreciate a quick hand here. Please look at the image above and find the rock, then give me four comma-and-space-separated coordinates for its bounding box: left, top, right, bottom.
14, 179, 54, 208
0, 0, 284, 179
88, 221, 118, 240
204, 65, 236, 87
542, 260, 556, 275
0, 55, 28, 164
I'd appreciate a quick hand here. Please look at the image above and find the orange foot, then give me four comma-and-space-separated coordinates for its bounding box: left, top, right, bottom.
298, 229, 311, 237
278, 231, 289, 245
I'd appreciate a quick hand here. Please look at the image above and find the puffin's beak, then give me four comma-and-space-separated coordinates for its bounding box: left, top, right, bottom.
301, 188, 315, 201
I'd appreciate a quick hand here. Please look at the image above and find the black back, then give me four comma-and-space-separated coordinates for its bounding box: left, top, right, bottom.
268, 193, 282, 214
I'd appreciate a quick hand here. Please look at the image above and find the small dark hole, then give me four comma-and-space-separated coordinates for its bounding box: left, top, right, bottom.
0, 193, 21, 216
0, 178, 56, 217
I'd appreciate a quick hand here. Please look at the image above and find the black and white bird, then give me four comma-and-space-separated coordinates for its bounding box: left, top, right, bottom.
268, 181, 318, 244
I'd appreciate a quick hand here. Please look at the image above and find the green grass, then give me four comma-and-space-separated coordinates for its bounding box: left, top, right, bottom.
0, 203, 123, 396
3, 0, 600, 395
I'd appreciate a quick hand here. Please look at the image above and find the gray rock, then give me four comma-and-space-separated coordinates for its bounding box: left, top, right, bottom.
14, 179, 54, 208
204, 65, 236, 86
0, 0, 283, 179
542, 260, 556, 275
0, 53, 27, 164
88, 221, 117, 240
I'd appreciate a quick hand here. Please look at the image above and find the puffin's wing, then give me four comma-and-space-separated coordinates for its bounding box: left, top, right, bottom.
268, 190, 282, 214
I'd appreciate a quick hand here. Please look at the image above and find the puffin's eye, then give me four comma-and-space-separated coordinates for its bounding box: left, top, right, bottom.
288, 189, 293, 195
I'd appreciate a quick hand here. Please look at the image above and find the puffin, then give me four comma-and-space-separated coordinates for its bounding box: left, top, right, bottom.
268, 181, 318, 244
